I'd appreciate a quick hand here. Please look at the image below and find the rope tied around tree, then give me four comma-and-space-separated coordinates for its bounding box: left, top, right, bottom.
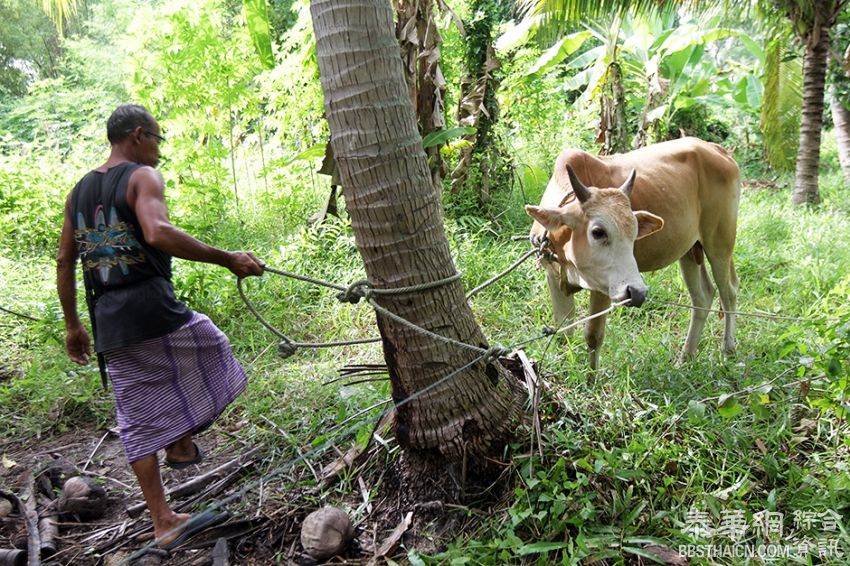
484, 346, 511, 363
239, 268, 485, 359
336, 280, 371, 304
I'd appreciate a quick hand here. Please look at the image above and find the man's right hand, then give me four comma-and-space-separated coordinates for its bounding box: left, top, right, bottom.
65, 325, 91, 365
226, 252, 265, 278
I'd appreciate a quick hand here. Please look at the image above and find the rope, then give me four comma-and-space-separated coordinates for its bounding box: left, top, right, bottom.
366, 297, 491, 355
647, 298, 813, 322
239, 268, 473, 358
369, 272, 463, 296
465, 248, 537, 300
120, 271, 637, 564
0, 306, 41, 322
236, 277, 381, 356
118, 350, 492, 565
262, 266, 347, 292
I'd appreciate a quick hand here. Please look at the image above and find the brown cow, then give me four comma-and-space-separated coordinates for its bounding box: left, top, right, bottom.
526, 137, 740, 370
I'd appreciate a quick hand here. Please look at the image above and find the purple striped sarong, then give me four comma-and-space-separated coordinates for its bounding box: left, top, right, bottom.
105, 312, 247, 463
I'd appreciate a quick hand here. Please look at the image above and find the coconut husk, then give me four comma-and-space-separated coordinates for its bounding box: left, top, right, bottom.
300, 506, 354, 561
57, 476, 107, 521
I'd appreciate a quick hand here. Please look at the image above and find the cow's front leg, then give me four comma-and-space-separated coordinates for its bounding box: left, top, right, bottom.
585, 291, 611, 371
545, 264, 575, 333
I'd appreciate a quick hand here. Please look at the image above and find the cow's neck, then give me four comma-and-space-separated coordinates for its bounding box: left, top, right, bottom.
559, 260, 585, 293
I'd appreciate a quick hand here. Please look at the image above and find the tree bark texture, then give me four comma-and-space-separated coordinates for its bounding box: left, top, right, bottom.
395, 0, 448, 187
793, 14, 832, 205
450, 0, 510, 203
634, 60, 668, 149
310, 0, 522, 464
793, 26, 830, 205
598, 61, 629, 155
831, 95, 850, 185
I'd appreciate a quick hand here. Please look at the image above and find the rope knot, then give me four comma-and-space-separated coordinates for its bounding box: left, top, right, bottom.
531, 233, 555, 262
541, 325, 556, 336
484, 346, 510, 363
337, 280, 372, 304
278, 341, 298, 359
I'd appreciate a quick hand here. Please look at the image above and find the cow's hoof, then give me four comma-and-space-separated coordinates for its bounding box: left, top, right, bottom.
675, 351, 696, 367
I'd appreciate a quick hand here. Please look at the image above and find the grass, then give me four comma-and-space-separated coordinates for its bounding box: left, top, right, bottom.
1, 133, 849, 565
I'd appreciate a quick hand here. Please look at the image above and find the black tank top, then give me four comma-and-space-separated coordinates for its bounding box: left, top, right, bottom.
71, 162, 192, 352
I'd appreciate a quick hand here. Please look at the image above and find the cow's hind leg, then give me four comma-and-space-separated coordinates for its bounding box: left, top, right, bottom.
586, 291, 611, 371
705, 252, 738, 355
678, 248, 715, 363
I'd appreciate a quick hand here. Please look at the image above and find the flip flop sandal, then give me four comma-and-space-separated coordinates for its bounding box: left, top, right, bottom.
164, 442, 204, 470
160, 510, 229, 550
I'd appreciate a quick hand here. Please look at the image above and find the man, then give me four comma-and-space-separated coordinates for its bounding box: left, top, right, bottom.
56, 104, 264, 548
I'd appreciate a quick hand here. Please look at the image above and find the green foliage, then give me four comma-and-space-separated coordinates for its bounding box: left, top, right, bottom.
39, 0, 79, 36
0, 0, 61, 97
422, 127, 476, 149
499, 9, 757, 151
0, 154, 70, 256
760, 41, 803, 171
3, 2, 850, 564
127, 0, 265, 230
243, 0, 275, 69
782, 275, 850, 418
661, 103, 731, 143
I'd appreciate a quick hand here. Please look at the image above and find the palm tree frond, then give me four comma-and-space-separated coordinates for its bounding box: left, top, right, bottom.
40, 0, 78, 36
760, 39, 803, 171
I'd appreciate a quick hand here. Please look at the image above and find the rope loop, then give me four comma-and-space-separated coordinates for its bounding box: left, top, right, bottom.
484, 346, 510, 363
278, 341, 299, 359
541, 325, 557, 336
531, 233, 555, 262
337, 280, 372, 304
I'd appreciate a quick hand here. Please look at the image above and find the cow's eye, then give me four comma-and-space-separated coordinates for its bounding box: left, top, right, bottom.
591, 226, 607, 240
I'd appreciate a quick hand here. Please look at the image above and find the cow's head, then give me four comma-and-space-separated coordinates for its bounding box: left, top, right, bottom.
526, 166, 664, 306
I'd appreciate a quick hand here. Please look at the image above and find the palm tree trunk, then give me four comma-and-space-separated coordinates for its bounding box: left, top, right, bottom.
310, 0, 522, 483
792, 24, 830, 205
599, 61, 629, 155
831, 93, 850, 185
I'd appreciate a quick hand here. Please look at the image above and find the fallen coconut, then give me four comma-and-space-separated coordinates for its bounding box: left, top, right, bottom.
300, 506, 354, 561
57, 476, 107, 521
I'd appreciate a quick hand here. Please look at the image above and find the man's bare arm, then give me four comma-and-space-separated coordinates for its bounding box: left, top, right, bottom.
129, 167, 263, 277
57, 194, 91, 364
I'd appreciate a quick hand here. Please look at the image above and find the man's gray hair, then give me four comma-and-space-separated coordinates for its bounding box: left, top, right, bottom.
107, 104, 156, 144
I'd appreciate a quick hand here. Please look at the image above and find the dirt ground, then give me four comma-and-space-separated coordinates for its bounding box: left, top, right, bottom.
0, 422, 430, 566
0, 356, 548, 565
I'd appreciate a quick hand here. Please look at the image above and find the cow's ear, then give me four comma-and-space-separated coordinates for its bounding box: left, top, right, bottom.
634, 211, 664, 240
525, 205, 581, 231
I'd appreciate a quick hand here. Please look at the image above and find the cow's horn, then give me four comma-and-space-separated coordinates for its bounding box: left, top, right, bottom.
619, 169, 637, 198
566, 165, 591, 203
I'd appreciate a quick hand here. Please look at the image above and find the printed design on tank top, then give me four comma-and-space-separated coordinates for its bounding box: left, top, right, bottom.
75, 204, 146, 284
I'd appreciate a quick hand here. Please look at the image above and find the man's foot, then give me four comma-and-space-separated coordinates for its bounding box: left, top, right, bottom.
156, 510, 228, 550
154, 512, 192, 547
164, 439, 204, 470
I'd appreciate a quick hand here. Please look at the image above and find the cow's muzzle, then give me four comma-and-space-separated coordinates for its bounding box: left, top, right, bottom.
625, 285, 647, 307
